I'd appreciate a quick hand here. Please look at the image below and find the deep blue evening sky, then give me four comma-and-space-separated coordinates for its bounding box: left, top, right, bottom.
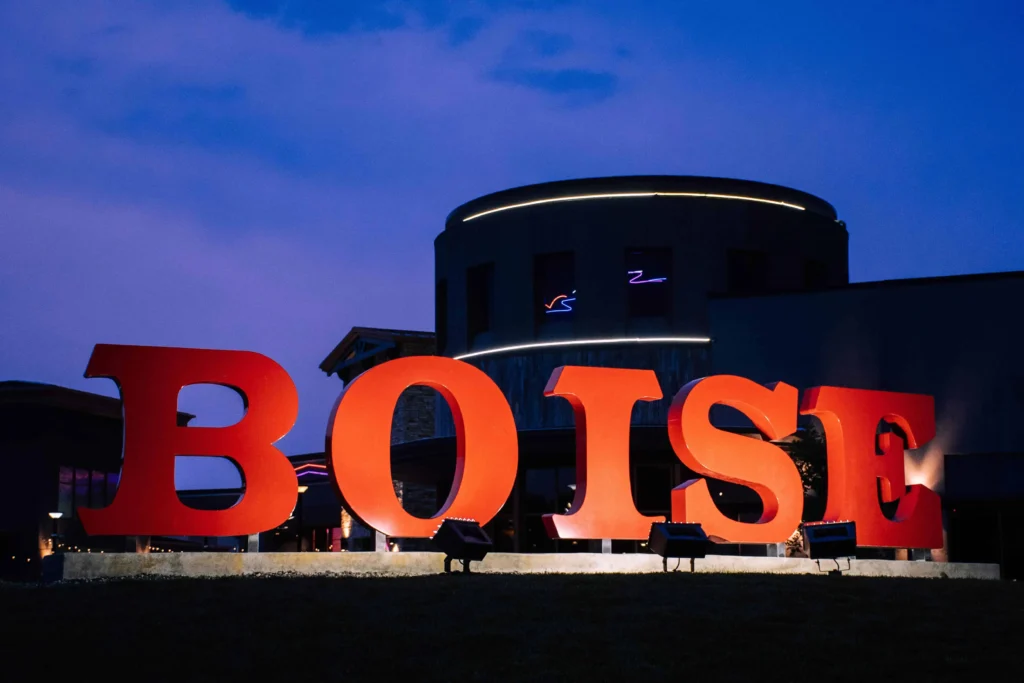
1, 1, 1021, 488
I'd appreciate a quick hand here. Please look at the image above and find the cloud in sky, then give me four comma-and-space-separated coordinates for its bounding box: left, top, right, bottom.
0, 0, 1021, 487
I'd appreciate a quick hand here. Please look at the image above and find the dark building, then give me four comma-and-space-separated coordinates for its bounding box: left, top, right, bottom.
0, 382, 200, 578
708, 270, 1024, 575
317, 176, 1022, 572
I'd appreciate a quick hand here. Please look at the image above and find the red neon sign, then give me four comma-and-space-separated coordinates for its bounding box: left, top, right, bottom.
78, 344, 944, 549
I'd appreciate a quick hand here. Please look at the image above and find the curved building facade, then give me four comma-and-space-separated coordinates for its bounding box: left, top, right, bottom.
434, 175, 848, 432
320, 174, 851, 555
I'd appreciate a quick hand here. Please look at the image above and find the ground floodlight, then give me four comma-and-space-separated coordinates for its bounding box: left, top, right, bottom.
802, 521, 857, 575
648, 522, 710, 572
432, 518, 492, 574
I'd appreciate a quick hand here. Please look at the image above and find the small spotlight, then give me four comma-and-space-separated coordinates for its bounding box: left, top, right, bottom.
48, 512, 64, 520
648, 522, 710, 572
802, 521, 857, 575
432, 518, 492, 574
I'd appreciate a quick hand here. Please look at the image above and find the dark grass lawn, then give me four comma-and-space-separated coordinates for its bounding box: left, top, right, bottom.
2, 573, 1023, 682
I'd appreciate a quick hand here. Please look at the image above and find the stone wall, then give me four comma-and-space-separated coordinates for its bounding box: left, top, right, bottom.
46, 551, 1001, 581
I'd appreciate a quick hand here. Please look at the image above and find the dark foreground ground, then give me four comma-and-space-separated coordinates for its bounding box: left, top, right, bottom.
2, 573, 1022, 682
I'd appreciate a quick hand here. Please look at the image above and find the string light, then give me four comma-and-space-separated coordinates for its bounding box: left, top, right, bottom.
454, 335, 711, 360
461, 190, 806, 222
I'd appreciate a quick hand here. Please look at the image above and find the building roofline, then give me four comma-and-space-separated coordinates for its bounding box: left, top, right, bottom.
319, 326, 435, 377
445, 175, 839, 226
709, 269, 1024, 301
0, 380, 194, 423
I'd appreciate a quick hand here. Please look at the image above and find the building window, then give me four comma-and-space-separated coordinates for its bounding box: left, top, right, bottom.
804, 259, 828, 289
435, 279, 448, 355
726, 249, 769, 295
626, 248, 672, 319
57, 466, 73, 517
74, 468, 89, 514
106, 473, 119, 506
534, 252, 575, 333
633, 465, 672, 513
523, 466, 583, 553
466, 263, 494, 349
58, 466, 118, 518
90, 471, 106, 508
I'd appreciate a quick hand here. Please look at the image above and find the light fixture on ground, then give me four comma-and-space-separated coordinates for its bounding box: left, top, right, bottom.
432, 518, 492, 574
648, 522, 711, 572
802, 521, 857, 575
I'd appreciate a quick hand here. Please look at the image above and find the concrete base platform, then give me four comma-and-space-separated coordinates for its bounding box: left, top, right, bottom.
43, 551, 1000, 581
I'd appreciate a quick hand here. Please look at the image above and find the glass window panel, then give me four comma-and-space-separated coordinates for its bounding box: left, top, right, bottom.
106, 472, 120, 506
525, 468, 556, 513
57, 466, 73, 517
91, 471, 106, 508
466, 263, 495, 349
489, 515, 515, 553
635, 465, 671, 512
74, 468, 89, 516
524, 516, 555, 553
556, 467, 576, 514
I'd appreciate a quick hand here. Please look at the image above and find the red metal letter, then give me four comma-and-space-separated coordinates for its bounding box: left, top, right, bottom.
542, 366, 665, 540
668, 375, 803, 543
79, 344, 299, 536
327, 356, 518, 537
800, 387, 942, 549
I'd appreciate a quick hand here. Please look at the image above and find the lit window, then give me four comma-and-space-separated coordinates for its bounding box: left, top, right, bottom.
534, 252, 575, 333
626, 248, 671, 319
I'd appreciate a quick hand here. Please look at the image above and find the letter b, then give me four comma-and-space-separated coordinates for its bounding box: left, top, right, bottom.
79, 344, 299, 537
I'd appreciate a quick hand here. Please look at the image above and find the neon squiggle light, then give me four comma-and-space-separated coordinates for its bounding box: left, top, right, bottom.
627, 270, 667, 284
295, 463, 328, 477
544, 294, 567, 309
545, 290, 576, 314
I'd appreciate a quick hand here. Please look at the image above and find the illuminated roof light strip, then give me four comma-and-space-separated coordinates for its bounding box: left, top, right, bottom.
453, 336, 711, 361
462, 192, 805, 222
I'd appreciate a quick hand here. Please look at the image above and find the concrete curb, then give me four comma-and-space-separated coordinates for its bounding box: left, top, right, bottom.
43, 552, 1001, 581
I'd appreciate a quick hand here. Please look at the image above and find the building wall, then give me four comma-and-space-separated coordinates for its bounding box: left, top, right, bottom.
0, 402, 126, 577
708, 273, 1024, 484
436, 176, 847, 358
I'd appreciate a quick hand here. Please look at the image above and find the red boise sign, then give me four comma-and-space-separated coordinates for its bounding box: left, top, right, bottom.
78, 344, 943, 550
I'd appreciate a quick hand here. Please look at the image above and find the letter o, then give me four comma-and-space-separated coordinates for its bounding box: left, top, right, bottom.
326, 356, 518, 538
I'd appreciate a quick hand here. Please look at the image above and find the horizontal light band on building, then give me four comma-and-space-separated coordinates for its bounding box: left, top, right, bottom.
462, 192, 805, 222
453, 336, 711, 361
